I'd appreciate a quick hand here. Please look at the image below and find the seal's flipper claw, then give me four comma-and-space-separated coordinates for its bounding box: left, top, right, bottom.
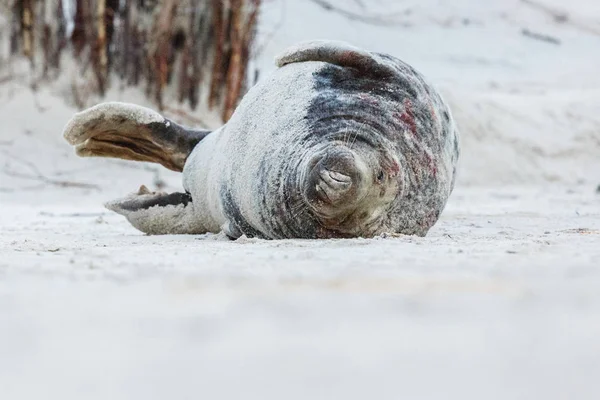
275, 40, 397, 78
106, 188, 203, 235
63, 102, 211, 172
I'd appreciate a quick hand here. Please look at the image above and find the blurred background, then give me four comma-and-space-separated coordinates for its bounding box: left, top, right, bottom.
1, 0, 599, 192
1, 1, 600, 399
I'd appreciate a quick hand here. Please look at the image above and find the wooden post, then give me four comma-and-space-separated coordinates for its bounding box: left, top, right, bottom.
22, 0, 34, 62
96, 0, 108, 94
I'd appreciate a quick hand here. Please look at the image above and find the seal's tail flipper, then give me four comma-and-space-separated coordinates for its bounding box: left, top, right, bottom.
105, 185, 205, 234
275, 40, 397, 78
63, 102, 211, 172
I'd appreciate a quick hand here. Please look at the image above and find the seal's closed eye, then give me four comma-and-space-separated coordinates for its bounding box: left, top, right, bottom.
275, 40, 397, 79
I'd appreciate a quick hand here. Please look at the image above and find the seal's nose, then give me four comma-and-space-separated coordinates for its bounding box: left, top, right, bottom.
316, 168, 353, 203
306, 149, 361, 208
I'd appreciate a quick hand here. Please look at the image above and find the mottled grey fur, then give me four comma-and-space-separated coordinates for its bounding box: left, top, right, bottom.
63, 40, 460, 239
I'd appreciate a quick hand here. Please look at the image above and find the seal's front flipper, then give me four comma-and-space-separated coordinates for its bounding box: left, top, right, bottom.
63, 102, 210, 172
106, 185, 205, 234
275, 40, 397, 78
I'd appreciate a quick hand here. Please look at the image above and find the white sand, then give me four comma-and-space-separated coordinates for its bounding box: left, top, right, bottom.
1, 0, 600, 398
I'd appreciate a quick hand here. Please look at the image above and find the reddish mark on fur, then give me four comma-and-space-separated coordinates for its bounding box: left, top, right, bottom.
428, 101, 437, 123
339, 50, 357, 66
419, 209, 441, 231
399, 98, 417, 137
424, 150, 437, 177
387, 160, 400, 177
431, 163, 438, 177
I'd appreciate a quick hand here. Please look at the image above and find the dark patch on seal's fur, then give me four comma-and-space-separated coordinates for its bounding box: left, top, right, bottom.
220, 188, 264, 238
221, 155, 328, 239
299, 54, 458, 235
119, 191, 192, 212
145, 119, 210, 157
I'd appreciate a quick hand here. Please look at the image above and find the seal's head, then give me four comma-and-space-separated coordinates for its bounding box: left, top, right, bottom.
270, 40, 458, 238
302, 142, 401, 236
271, 41, 409, 237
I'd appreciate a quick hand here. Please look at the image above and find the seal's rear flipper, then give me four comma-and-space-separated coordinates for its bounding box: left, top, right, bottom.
275, 40, 397, 78
63, 102, 210, 172
106, 185, 204, 234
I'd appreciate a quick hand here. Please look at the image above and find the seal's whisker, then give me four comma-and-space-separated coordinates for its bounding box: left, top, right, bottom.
341, 127, 348, 146
349, 130, 359, 149
288, 198, 308, 221
349, 121, 367, 149
289, 207, 304, 221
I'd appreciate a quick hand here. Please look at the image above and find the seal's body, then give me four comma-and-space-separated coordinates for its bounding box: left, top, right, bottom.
63, 41, 460, 239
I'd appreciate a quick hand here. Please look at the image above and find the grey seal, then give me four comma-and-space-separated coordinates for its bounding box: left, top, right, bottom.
63, 40, 460, 239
